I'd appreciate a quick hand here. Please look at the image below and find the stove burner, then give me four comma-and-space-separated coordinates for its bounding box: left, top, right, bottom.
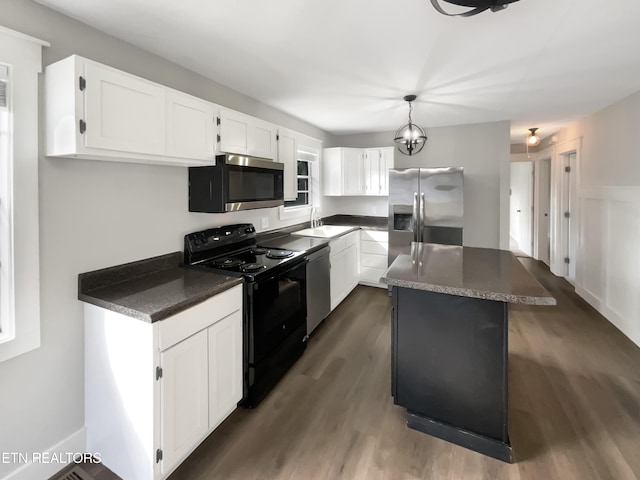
215, 257, 244, 268
266, 250, 294, 259
241, 263, 265, 272
252, 248, 268, 255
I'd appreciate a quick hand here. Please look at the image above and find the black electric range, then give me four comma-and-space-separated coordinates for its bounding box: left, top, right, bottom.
184, 224, 308, 407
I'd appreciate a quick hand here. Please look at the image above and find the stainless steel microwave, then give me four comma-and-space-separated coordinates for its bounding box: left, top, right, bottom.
189, 154, 284, 213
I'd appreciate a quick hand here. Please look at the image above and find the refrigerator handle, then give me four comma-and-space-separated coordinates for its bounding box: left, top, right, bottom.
420, 192, 425, 243
413, 192, 419, 243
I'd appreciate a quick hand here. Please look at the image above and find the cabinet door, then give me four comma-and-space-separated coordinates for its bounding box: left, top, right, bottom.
166, 91, 216, 161
219, 108, 249, 155
322, 148, 343, 196
84, 61, 165, 155
160, 330, 209, 475
363, 149, 381, 195
249, 118, 277, 160
208, 310, 243, 430
330, 249, 347, 310
278, 128, 297, 200
379, 147, 395, 195
342, 148, 364, 195
345, 243, 360, 290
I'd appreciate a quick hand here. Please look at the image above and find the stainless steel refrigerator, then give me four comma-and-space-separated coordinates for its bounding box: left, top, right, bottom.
388, 167, 464, 265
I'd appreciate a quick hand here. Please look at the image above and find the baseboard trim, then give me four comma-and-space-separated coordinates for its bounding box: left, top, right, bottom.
2, 428, 86, 480
575, 285, 640, 348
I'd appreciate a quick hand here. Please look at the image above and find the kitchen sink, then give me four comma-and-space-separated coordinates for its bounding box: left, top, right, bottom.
291, 225, 356, 238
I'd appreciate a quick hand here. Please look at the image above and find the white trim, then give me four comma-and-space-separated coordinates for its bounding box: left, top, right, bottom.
279, 205, 311, 221
0, 28, 43, 361
2, 428, 86, 480
0, 26, 49, 47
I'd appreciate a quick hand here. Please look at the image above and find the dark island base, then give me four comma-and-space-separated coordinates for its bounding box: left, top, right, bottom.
406, 411, 513, 463
392, 286, 512, 463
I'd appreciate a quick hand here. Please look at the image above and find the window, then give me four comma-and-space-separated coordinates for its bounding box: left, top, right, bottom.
284, 159, 310, 207
284, 145, 319, 209
0, 63, 12, 344
0, 26, 48, 362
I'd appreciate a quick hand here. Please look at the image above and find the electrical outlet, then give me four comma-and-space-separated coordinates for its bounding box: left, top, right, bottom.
261, 217, 269, 229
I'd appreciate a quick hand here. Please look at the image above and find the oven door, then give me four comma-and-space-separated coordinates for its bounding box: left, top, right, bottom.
247, 260, 307, 364
225, 155, 284, 211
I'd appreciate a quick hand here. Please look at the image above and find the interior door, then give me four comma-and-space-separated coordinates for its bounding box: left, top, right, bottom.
160, 330, 209, 475
510, 162, 533, 256
84, 60, 165, 154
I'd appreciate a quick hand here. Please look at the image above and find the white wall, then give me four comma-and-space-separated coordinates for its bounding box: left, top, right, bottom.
327, 121, 511, 249
0, 2, 330, 478
549, 90, 640, 348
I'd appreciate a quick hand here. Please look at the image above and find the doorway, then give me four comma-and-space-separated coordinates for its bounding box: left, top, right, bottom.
509, 161, 533, 256
535, 157, 551, 265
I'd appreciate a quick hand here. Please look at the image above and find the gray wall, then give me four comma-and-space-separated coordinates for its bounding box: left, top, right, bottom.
0, 1, 330, 477
326, 121, 512, 249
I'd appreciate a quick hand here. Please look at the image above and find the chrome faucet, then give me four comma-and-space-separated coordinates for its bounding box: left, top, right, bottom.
310, 206, 322, 228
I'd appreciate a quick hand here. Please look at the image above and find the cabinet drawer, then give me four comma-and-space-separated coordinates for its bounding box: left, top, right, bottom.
361, 230, 388, 242
361, 241, 388, 256
159, 284, 242, 351
361, 253, 387, 269
360, 266, 386, 284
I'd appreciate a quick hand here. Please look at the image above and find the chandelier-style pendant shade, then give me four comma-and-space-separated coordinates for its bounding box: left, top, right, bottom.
394, 95, 428, 156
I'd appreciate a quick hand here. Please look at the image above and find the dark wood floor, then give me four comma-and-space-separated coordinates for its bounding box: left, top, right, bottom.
91, 260, 640, 479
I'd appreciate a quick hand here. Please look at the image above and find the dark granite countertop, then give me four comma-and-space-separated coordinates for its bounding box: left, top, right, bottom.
381, 243, 555, 305
322, 214, 388, 231
259, 235, 330, 254
78, 252, 242, 322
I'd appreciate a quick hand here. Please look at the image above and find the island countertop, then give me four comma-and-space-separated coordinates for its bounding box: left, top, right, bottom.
381, 242, 556, 306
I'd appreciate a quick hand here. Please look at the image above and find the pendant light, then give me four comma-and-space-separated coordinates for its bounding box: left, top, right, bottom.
526, 127, 541, 147
394, 95, 428, 156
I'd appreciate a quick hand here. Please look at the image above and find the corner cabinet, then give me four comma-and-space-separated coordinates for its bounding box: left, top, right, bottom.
84, 284, 243, 480
359, 229, 389, 288
46, 55, 218, 166
218, 107, 277, 160
323, 147, 394, 196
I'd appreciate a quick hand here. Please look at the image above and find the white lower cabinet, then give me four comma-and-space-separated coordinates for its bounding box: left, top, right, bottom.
160, 330, 209, 475
208, 310, 243, 430
85, 284, 243, 480
359, 229, 389, 288
329, 230, 360, 310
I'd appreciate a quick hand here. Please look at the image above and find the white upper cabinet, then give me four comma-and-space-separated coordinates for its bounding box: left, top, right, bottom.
218, 107, 249, 155
166, 90, 216, 161
363, 147, 395, 195
83, 60, 166, 155
277, 127, 298, 201
218, 108, 277, 160
323, 147, 394, 196
45, 55, 217, 167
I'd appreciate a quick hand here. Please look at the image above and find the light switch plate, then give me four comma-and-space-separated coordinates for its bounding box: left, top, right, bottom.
261, 217, 269, 229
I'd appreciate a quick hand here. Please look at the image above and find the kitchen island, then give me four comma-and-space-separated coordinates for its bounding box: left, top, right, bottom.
381, 242, 555, 462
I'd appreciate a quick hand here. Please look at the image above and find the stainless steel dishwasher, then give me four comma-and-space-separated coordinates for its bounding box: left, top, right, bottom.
306, 246, 331, 335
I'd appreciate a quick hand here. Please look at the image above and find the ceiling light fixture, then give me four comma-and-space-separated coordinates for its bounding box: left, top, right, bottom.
526, 127, 541, 147
430, 0, 520, 17
394, 95, 428, 156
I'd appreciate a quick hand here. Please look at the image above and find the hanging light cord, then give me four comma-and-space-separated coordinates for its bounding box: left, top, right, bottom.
407, 101, 414, 125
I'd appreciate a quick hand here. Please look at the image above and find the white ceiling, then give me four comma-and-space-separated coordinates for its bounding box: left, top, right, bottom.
36, 0, 640, 143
